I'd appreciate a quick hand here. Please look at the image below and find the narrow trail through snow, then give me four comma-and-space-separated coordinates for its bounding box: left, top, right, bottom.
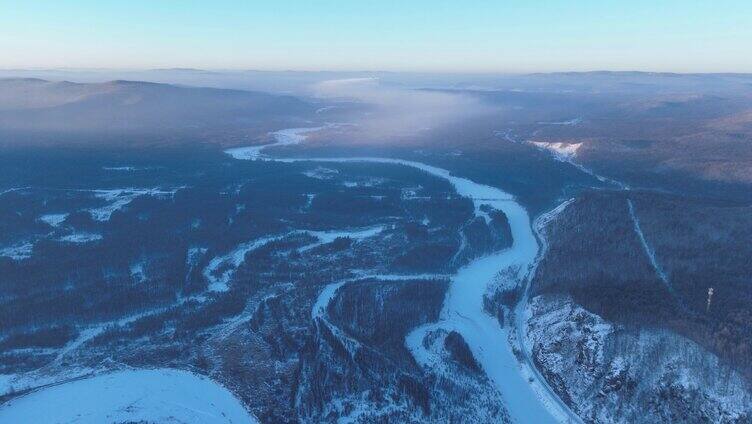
627, 199, 671, 289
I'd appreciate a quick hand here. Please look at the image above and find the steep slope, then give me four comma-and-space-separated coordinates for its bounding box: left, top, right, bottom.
526, 191, 752, 422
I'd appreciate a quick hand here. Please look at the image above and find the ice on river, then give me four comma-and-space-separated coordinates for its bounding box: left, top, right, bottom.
0, 368, 256, 424
225, 126, 328, 160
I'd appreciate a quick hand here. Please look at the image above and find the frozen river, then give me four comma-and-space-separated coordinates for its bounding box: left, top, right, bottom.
228, 127, 575, 422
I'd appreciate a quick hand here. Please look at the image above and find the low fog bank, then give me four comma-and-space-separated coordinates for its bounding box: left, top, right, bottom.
0, 73, 503, 148
310, 77, 498, 143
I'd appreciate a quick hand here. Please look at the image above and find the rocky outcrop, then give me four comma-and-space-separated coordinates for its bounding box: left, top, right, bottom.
525, 294, 752, 423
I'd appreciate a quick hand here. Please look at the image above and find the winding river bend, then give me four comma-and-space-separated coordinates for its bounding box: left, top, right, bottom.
227, 127, 575, 423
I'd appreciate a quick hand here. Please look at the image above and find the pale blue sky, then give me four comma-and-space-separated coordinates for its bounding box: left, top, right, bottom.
1, 0, 750, 72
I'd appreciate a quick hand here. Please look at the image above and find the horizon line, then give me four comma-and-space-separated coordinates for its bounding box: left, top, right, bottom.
2, 67, 752, 77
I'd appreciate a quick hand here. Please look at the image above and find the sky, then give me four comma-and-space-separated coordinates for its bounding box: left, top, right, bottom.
1, 0, 751, 73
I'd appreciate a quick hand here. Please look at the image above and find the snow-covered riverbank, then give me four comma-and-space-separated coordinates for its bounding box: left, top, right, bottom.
399, 165, 570, 424
515, 198, 583, 423
0, 369, 256, 424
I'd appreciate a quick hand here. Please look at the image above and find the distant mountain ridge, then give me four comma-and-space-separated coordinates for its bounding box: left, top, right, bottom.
0, 78, 315, 145
3, 69, 752, 97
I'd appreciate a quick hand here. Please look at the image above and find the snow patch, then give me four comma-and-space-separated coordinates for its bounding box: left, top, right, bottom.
299, 225, 386, 253
537, 117, 582, 126
341, 177, 385, 188
130, 261, 147, 283
57, 233, 102, 243
102, 166, 139, 171
303, 193, 316, 209
529, 141, 583, 161
0, 242, 34, 260
302, 166, 339, 180
39, 213, 69, 227
88, 188, 177, 221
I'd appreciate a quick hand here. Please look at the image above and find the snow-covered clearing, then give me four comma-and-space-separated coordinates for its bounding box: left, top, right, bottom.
0, 369, 256, 424
130, 260, 147, 283
0, 242, 34, 260
500, 129, 626, 190
39, 213, 69, 227
302, 166, 339, 180
533, 139, 627, 189
299, 225, 386, 252
88, 188, 178, 221
57, 232, 102, 243
0, 367, 100, 401
529, 141, 583, 161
